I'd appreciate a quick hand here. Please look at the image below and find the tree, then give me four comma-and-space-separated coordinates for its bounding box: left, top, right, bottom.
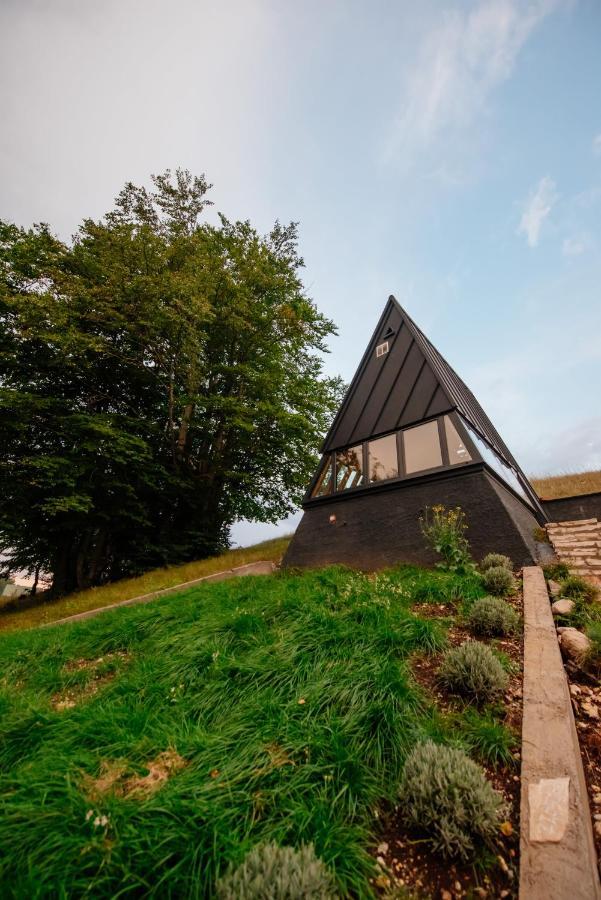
0, 170, 342, 595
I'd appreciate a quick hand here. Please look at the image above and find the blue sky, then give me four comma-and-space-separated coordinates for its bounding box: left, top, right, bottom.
1, 0, 600, 547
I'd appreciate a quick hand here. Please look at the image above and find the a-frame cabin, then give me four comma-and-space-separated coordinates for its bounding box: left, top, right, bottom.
283, 296, 546, 570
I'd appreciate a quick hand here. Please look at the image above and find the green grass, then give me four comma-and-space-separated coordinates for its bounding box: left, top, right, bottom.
0, 537, 291, 633
0, 563, 487, 898
457, 709, 518, 767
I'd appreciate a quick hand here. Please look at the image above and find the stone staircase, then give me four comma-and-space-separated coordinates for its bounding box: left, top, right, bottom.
546, 518, 601, 587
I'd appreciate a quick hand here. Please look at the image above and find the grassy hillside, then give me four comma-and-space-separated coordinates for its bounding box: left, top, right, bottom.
0, 564, 498, 897
531, 469, 601, 500
0, 537, 290, 633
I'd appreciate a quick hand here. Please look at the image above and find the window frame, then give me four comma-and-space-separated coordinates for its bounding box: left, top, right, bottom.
367, 432, 400, 484
309, 454, 334, 498
401, 418, 444, 476
334, 443, 365, 492
305, 411, 534, 513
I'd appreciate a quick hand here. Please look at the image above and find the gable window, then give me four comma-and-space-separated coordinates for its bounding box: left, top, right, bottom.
461, 419, 533, 506
376, 341, 389, 358
311, 456, 333, 497
444, 416, 472, 465
368, 434, 399, 482
336, 445, 364, 490
403, 420, 442, 474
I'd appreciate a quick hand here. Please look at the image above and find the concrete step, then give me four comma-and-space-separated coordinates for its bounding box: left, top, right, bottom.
547, 518, 598, 529
547, 525, 600, 538
568, 566, 601, 580
558, 550, 596, 558
551, 534, 601, 547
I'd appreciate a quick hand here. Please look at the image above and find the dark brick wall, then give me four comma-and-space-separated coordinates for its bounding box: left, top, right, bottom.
283, 467, 540, 571
542, 492, 601, 523
488, 477, 539, 560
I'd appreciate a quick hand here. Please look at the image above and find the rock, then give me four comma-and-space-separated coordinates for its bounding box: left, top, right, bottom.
552, 599, 575, 616
581, 700, 599, 719
595, 821, 601, 840
570, 684, 582, 696
548, 579, 562, 597
376, 842, 388, 855
441, 891, 452, 900
558, 628, 591, 665
497, 855, 510, 874
557, 626, 568, 634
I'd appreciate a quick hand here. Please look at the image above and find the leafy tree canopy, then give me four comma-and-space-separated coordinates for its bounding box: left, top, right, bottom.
0, 170, 342, 594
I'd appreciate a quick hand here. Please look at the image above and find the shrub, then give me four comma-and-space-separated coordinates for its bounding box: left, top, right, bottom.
420, 505, 475, 575
398, 741, 504, 860
438, 641, 508, 704
467, 597, 519, 637
560, 575, 599, 603
481, 566, 516, 597
215, 843, 337, 899
533, 526, 549, 544
480, 553, 513, 573
542, 562, 570, 582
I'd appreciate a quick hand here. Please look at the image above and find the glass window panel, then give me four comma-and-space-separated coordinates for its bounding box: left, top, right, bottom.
335, 445, 364, 491
403, 420, 443, 474
311, 456, 333, 497
461, 418, 533, 506
444, 416, 472, 465
368, 434, 399, 482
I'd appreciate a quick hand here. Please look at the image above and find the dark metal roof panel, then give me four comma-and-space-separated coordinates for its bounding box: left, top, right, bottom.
323, 295, 522, 471
395, 299, 519, 468
322, 299, 455, 451
318, 295, 543, 517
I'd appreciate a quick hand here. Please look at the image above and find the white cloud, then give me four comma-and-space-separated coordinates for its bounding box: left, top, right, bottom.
562, 233, 592, 256
383, 0, 563, 167
528, 417, 601, 475
593, 133, 601, 156
517, 176, 558, 247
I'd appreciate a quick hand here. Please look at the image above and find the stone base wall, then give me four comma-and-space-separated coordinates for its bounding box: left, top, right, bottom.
283, 467, 540, 571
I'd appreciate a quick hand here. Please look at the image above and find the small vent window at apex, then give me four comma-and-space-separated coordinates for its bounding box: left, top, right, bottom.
376, 341, 389, 357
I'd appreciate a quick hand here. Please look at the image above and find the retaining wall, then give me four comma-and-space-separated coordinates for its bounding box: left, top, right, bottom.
519, 566, 600, 899
542, 491, 601, 524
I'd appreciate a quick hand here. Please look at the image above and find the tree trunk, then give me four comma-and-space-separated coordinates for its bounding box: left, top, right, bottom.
176, 402, 195, 462
50, 540, 79, 597
31, 565, 40, 597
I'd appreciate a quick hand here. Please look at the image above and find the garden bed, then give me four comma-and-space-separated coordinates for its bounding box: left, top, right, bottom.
371, 581, 524, 899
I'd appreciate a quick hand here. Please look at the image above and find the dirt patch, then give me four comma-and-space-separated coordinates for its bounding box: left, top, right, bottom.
411, 602, 456, 620
253, 743, 296, 777
371, 826, 517, 898
63, 651, 130, 673
83, 750, 187, 800
51, 651, 130, 710
373, 590, 524, 898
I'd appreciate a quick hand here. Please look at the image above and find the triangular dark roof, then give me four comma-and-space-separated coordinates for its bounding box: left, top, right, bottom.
322, 296, 519, 472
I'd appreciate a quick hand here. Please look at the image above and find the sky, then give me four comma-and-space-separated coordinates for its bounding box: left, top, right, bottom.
1, 0, 600, 548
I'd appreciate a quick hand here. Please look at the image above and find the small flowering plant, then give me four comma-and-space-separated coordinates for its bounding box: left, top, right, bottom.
420, 505, 476, 575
